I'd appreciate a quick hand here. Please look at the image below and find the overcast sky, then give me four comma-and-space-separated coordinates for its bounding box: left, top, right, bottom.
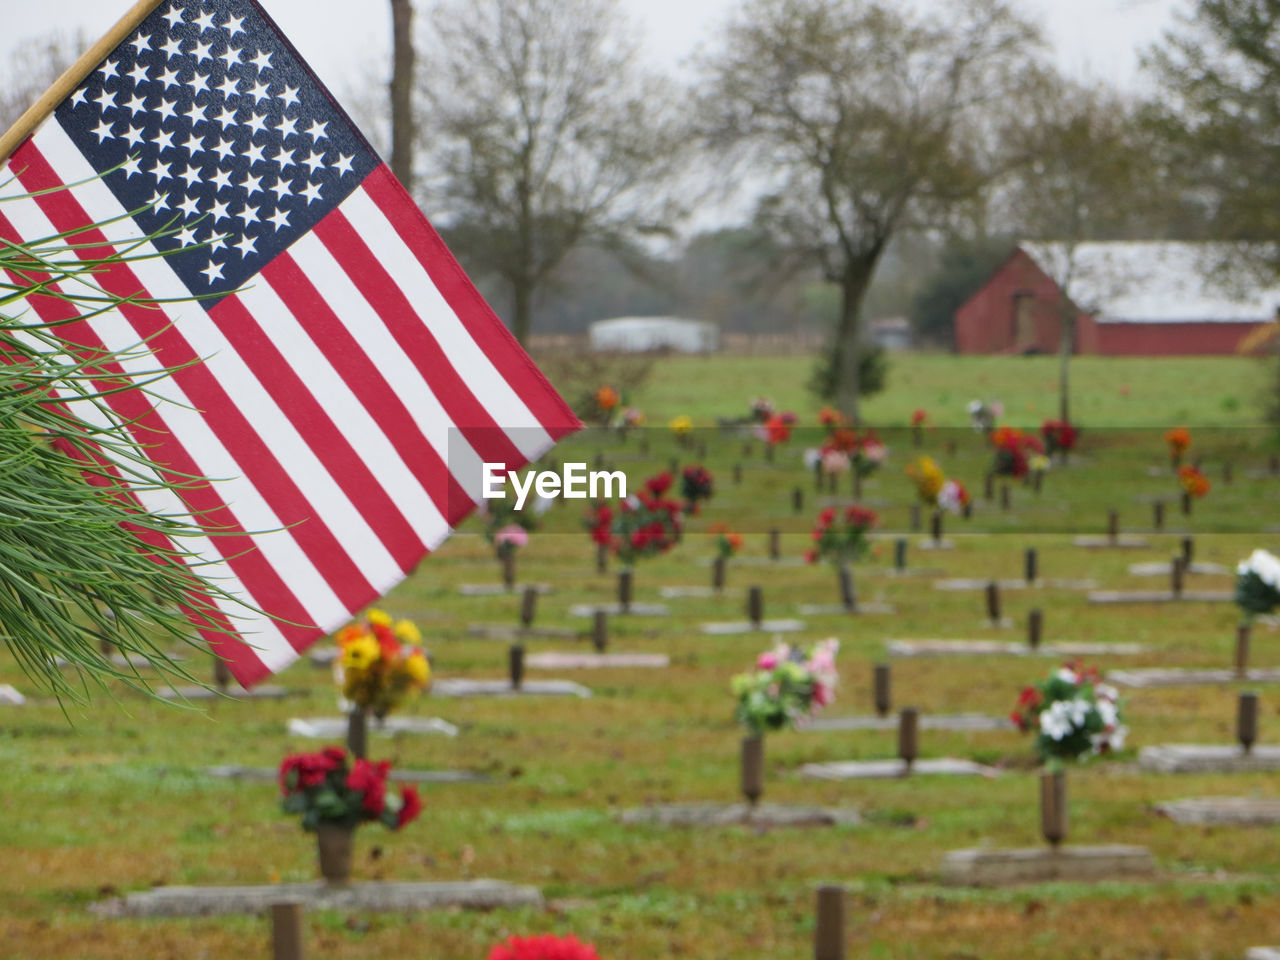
3, 0, 1189, 106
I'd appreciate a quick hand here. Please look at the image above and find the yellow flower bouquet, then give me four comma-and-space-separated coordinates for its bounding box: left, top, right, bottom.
335, 609, 431, 719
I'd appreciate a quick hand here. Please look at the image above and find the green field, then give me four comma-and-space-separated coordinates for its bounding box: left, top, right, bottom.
629, 353, 1273, 427
2, 353, 1279, 959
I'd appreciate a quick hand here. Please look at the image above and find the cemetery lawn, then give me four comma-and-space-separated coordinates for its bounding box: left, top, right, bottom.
2, 352, 1279, 959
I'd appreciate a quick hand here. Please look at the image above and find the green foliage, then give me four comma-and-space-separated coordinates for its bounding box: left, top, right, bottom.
0, 188, 256, 703
910, 237, 1016, 348
808, 343, 887, 407
1146, 0, 1280, 262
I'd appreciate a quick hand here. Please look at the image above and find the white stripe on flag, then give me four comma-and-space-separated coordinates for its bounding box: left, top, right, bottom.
32, 125, 405, 596
284, 228, 489, 507
0, 242, 299, 674
338, 188, 551, 460
14, 133, 352, 638
236, 275, 451, 548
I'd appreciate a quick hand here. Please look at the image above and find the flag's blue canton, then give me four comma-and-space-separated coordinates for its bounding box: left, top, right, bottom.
53, 0, 379, 306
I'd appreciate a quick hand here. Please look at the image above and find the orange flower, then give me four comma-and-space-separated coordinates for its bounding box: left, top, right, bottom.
595, 386, 620, 411
1166, 426, 1191, 457
1178, 464, 1210, 498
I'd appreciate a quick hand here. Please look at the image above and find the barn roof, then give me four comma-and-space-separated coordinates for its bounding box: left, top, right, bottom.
1020, 241, 1280, 324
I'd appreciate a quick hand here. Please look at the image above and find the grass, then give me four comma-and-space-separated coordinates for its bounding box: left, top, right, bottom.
632, 353, 1274, 427
2, 353, 1279, 959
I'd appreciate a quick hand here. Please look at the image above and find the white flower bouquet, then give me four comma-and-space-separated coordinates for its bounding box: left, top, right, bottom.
1236, 549, 1280, 620
1010, 663, 1127, 764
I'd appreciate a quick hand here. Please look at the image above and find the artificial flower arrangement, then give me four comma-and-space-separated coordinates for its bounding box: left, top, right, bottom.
907, 455, 945, 505
1178, 464, 1210, 499
1041, 419, 1079, 457
669, 414, 693, 438
821, 426, 887, 477
936, 477, 971, 515
991, 426, 1046, 479
732, 639, 840, 735
479, 494, 542, 558
583, 472, 683, 565
577, 385, 621, 427
1166, 426, 1191, 466
968, 398, 1003, 434
754, 411, 796, 447
680, 464, 715, 514
805, 505, 878, 565
1010, 663, 1127, 764
279, 747, 422, 833
486, 935, 604, 960
911, 408, 928, 445
749, 397, 776, 423
818, 405, 845, 428
709, 523, 744, 560
618, 407, 645, 433
1235, 549, 1280, 620
335, 610, 431, 719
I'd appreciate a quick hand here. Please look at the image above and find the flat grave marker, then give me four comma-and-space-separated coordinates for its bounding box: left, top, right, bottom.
889, 639, 1144, 658
525, 651, 670, 669
1155, 797, 1280, 826
90, 880, 543, 918
618, 803, 860, 828
430, 677, 592, 699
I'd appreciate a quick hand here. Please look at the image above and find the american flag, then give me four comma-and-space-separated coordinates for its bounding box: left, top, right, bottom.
0, 0, 580, 686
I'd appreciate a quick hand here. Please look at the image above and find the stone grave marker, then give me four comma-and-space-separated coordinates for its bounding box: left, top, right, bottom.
1155, 797, 1280, 826
0, 684, 25, 706
701, 585, 805, 634
287, 716, 459, 740
942, 769, 1155, 886
91, 879, 544, 918
1139, 692, 1280, 772
888, 639, 1143, 658
1073, 510, 1148, 548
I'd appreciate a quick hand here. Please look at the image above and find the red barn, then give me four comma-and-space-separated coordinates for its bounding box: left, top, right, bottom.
954, 242, 1275, 356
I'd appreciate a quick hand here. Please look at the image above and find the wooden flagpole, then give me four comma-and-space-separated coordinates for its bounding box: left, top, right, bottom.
0, 0, 167, 164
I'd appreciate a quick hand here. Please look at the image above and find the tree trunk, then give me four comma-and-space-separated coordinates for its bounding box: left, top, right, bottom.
1058, 306, 1074, 423
389, 0, 416, 192
512, 280, 533, 345
833, 262, 876, 423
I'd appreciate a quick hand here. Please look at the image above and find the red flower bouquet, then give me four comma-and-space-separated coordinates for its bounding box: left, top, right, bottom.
991, 426, 1045, 479
806, 505, 878, 565
486, 934, 604, 960
280, 747, 422, 832
680, 464, 715, 513
584, 473, 683, 565
1040, 419, 1078, 456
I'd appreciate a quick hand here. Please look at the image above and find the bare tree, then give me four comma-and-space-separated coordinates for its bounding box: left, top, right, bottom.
0, 31, 85, 133
698, 0, 1040, 420
414, 0, 688, 344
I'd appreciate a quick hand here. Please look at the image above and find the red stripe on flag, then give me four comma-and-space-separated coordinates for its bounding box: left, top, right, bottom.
258, 253, 475, 525
208, 294, 425, 572
312, 209, 530, 471
0, 201, 316, 683
358, 165, 580, 440
14, 144, 378, 614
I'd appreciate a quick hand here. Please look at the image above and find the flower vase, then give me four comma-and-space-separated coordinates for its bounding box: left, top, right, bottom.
740, 734, 764, 807
346, 707, 368, 760
1235, 622, 1251, 679
316, 822, 354, 885
1040, 769, 1067, 848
